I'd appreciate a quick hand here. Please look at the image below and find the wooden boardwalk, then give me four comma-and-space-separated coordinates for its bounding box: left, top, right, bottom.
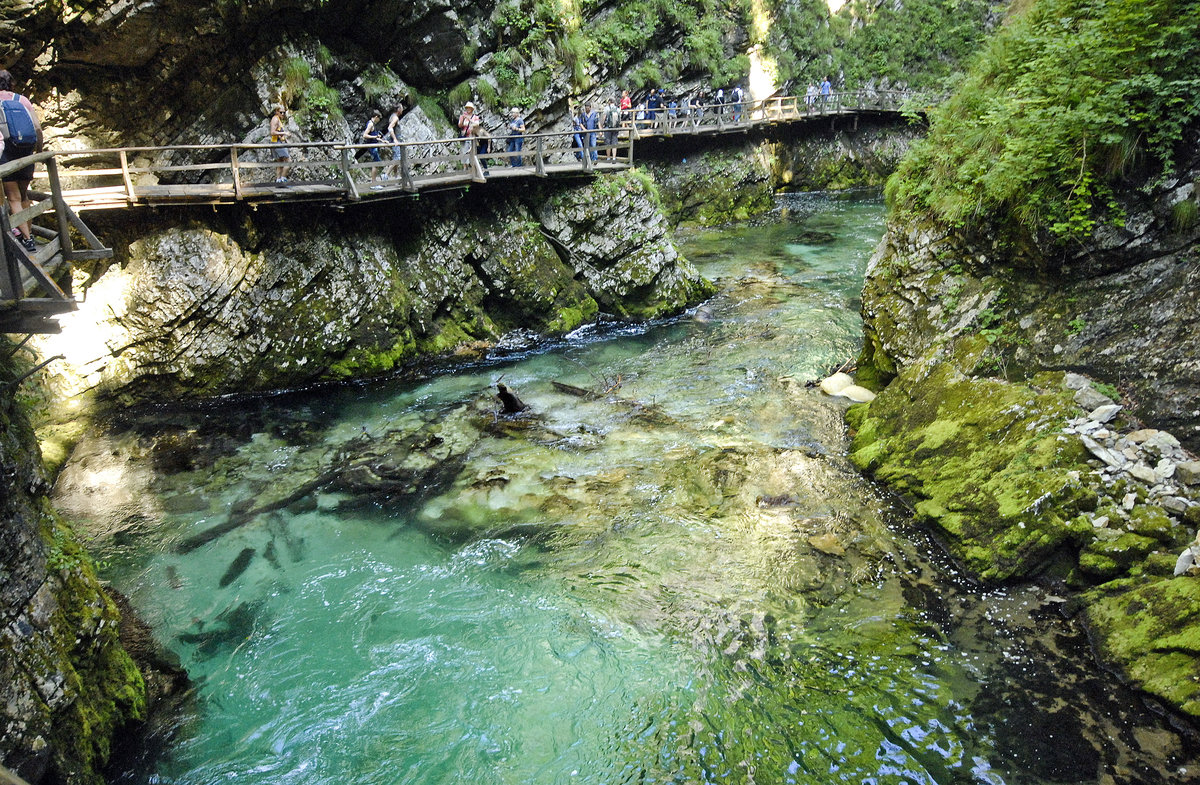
1, 90, 925, 332
41, 90, 921, 212
1, 153, 112, 333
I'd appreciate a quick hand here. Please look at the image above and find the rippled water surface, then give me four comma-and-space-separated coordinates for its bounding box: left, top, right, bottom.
59, 193, 1198, 784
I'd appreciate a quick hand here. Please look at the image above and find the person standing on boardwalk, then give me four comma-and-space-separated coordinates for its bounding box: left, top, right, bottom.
458, 100, 477, 160
506, 107, 526, 167
619, 90, 632, 126
361, 110, 385, 180
0, 70, 42, 254
805, 82, 818, 108
646, 88, 661, 127
385, 103, 404, 180
469, 115, 491, 175
570, 105, 584, 160
820, 76, 832, 107
580, 101, 599, 162
269, 106, 291, 182
731, 85, 744, 122
458, 101, 476, 138
603, 96, 621, 160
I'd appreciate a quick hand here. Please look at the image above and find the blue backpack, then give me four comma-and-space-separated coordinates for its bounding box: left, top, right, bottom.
0, 94, 38, 147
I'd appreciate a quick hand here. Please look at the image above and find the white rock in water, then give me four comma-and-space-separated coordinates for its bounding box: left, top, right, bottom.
837, 385, 877, 403
820, 372, 855, 395
1175, 547, 1196, 577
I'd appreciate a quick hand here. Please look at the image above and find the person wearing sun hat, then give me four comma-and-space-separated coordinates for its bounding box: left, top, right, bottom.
458, 101, 476, 138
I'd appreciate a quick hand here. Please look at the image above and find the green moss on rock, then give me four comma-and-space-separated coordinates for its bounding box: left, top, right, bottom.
1086, 577, 1200, 718
849, 348, 1093, 582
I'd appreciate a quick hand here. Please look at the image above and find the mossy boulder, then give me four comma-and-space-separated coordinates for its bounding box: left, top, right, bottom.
1078, 531, 1160, 581
1086, 577, 1200, 718
848, 342, 1095, 582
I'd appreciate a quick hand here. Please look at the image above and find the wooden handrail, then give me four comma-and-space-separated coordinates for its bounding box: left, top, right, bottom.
4, 90, 935, 213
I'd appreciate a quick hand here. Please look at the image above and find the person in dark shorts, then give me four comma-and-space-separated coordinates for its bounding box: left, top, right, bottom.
0, 70, 43, 254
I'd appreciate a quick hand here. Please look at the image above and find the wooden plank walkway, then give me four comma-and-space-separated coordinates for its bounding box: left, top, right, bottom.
1, 153, 112, 333
1, 90, 929, 332
34, 90, 924, 212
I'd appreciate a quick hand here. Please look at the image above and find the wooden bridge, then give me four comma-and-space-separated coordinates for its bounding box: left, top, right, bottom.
1, 90, 924, 333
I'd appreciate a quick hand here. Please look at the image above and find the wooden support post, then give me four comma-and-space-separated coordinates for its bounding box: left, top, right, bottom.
118, 150, 136, 204
45, 157, 75, 265
231, 147, 244, 200
582, 135, 594, 172
534, 138, 547, 177
0, 207, 19, 302
401, 146, 415, 191
339, 148, 360, 200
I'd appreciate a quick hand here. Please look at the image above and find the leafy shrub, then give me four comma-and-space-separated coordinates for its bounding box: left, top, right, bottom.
888, 0, 1200, 246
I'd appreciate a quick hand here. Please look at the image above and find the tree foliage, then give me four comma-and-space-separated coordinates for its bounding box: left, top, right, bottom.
887, 0, 1200, 245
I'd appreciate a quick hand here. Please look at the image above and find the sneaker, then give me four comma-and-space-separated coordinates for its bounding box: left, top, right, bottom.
21, 237, 37, 253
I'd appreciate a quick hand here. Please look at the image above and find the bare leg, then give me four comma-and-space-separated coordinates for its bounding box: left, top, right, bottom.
4, 180, 31, 239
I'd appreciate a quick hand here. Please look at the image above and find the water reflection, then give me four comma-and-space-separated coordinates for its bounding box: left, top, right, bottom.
56, 193, 1197, 784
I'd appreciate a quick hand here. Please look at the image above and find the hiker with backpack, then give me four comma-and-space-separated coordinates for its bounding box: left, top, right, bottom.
0, 70, 43, 255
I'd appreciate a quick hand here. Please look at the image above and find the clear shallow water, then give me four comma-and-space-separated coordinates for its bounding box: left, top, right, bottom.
58, 193, 1198, 784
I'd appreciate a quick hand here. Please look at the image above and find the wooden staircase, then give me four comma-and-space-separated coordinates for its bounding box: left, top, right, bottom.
0, 153, 112, 334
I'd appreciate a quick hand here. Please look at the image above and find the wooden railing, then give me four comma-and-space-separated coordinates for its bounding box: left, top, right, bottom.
37, 129, 636, 211
1, 151, 112, 333
30, 89, 928, 212
626, 89, 930, 136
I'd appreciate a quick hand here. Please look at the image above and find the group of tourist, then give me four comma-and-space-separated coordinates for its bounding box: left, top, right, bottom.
269, 74, 837, 184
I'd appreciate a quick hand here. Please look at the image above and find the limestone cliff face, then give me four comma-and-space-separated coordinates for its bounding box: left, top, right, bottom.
648, 119, 923, 226
851, 123, 1200, 720
860, 125, 1200, 449
34, 171, 711, 405
0, 369, 146, 785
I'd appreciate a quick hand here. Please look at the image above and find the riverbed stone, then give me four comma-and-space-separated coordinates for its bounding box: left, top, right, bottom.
1075, 387, 1115, 411
1088, 404, 1122, 423
1128, 464, 1158, 485
1177, 461, 1200, 486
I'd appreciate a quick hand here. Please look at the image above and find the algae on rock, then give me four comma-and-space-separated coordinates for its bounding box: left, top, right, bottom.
847, 341, 1097, 582
0, 355, 147, 784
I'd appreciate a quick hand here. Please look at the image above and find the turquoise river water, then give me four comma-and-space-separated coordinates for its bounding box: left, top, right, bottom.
56, 193, 1198, 784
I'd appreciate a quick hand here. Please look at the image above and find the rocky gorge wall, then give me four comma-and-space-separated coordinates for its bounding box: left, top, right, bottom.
645, 118, 925, 226
31, 170, 710, 412
0, 366, 147, 785
848, 122, 1200, 720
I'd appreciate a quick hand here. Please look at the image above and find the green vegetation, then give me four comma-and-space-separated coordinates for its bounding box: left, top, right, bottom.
280, 55, 344, 122
480, 0, 990, 107
1173, 197, 1199, 232
361, 65, 400, 105
887, 0, 1200, 246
